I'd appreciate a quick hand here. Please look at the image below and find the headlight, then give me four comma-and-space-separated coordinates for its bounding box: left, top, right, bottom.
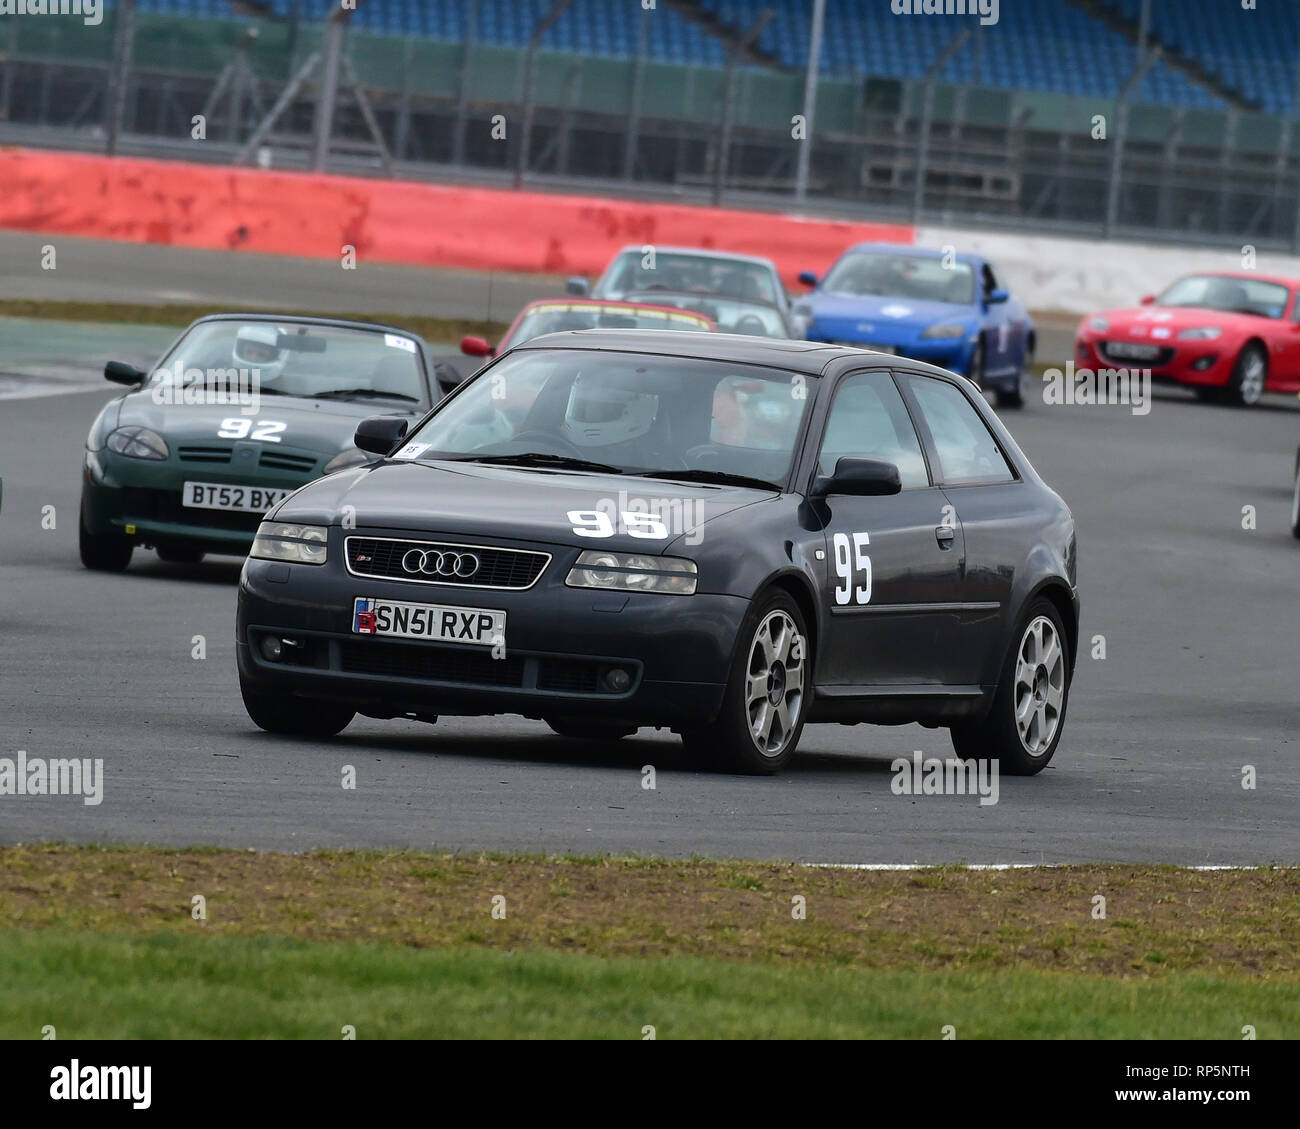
250, 521, 329, 565
565, 550, 697, 595
105, 426, 169, 460
920, 323, 968, 340
1088, 316, 1110, 331
323, 448, 376, 474
1177, 326, 1222, 340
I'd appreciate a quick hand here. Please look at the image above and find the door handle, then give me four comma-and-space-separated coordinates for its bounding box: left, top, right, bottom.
935, 524, 956, 549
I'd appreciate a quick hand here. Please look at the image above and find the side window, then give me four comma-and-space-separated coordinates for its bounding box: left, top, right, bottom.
906, 375, 1015, 485
817, 371, 929, 489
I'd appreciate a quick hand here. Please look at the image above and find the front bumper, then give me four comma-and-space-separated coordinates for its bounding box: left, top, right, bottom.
807, 327, 974, 375
1075, 336, 1232, 387
236, 530, 747, 726
82, 448, 318, 551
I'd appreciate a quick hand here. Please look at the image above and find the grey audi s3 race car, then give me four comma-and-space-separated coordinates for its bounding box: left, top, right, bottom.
237, 330, 1078, 775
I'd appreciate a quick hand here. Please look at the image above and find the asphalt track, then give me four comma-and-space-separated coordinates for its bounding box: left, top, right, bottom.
0, 239, 1297, 863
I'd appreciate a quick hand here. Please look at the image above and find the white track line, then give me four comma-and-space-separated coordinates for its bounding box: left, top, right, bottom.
804, 862, 1291, 871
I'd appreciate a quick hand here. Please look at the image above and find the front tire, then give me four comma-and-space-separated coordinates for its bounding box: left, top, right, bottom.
1290, 454, 1300, 540
157, 543, 205, 565
950, 597, 1071, 776
79, 502, 133, 572
1226, 343, 1267, 406
240, 675, 355, 738
681, 591, 809, 774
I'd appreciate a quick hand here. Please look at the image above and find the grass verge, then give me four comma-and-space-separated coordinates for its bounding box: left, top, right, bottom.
1, 846, 1294, 1038
0, 299, 507, 346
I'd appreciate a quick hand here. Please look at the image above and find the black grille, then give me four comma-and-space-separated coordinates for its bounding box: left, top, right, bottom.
178, 445, 232, 463
1098, 342, 1174, 366
536, 658, 606, 694
340, 639, 526, 687
260, 450, 318, 473
346, 537, 548, 589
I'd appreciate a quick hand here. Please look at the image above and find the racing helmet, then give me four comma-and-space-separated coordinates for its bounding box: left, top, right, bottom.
563, 374, 658, 447
233, 325, 286, 381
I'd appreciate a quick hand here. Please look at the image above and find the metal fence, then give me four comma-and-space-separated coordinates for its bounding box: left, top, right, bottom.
4, 0, 1300, 250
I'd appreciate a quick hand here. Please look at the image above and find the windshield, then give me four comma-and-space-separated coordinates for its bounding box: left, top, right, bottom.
398, 350, 814, 486
599, 252, 782, 306
623, 291, 789, 338
503, 302, 711, 349
822, 253, 975, 305
152, 320, 425, 403
1155, 275, 1290, 318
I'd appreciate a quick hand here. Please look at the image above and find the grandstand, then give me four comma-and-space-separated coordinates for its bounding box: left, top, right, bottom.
107, 0, 1297, 111
5, 1, 1300, 245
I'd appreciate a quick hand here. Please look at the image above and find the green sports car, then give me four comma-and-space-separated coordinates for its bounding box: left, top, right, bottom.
80, 314, 443, 571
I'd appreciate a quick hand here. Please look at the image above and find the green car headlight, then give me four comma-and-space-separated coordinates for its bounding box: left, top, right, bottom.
250, 521, 329, 565
105, 426, 169, 460
566, 551, 697, 595
920, 323, 968, 340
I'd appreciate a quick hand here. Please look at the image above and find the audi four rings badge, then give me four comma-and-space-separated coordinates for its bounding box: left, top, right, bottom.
401, 549, 481, 578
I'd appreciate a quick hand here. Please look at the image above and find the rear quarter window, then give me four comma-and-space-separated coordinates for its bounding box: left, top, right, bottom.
905, 375, 1015, 486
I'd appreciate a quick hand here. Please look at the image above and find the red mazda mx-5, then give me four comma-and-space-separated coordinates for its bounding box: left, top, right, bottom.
1075, 272, 1300, 406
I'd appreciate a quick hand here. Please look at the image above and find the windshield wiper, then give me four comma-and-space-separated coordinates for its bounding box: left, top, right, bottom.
311, 388, 420, 402
640, 468, 780, 491
447, 452, 626, 474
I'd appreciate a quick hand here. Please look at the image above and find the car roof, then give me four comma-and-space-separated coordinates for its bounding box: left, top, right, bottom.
609, 245, 779, 271
841, 241, 985, 267
518, 298, 712, 319
189, 312, 430, 344
512, 328, 891, 374
1170, 270, 1298, 288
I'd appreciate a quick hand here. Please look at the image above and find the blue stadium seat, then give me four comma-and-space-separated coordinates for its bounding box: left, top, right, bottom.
107, 0, 1252, 112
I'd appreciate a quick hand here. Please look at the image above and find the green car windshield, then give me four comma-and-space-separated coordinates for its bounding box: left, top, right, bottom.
402, 350, 813, 487
151, 321, 424, 403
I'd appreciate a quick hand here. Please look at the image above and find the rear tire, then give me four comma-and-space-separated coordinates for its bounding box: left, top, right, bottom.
950, 596, 1071, 776
546, 720, 636, 741
995, 345, 1031, 409
967, 338, 987, 390
240, 675, 354, 738
1226, 343, 1267, 406
680, 590, 809, 775
79, 503, 132, 572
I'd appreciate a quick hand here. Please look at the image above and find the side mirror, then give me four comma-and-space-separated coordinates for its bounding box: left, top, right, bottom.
798, 271, 819, 288
105, 360, 145, 386
814, 457, 902, 498
565, 277, 590, 296
460, 335, 494, 358
986, 288, 1009, 304
354, 415, 409, 455
1140, 293, 1156, 306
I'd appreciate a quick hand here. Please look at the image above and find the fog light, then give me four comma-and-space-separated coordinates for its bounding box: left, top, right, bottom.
261, 637, 284, 662
604, 668, 631, 693
1191, 355, 1219, 371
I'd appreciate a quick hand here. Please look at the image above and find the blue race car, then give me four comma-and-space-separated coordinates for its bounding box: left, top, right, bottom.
793, 244, 1035, 408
